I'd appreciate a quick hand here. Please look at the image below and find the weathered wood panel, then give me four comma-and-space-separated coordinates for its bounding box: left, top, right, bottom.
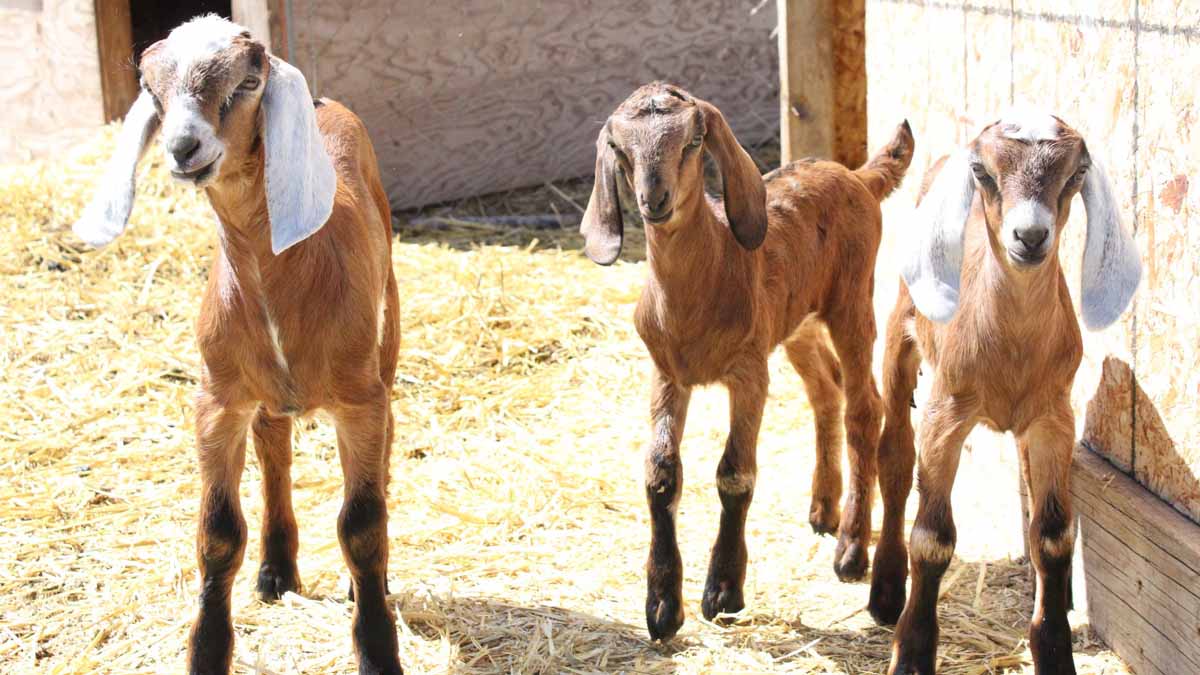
866, 0, 1199, 523
95, 0, 137, 122
778, 0, 866, 167
0, 0, 106, 163
1072, 445, 1200, 675
286, 1, 779, 209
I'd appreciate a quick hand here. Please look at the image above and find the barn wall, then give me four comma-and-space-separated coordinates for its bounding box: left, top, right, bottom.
0, 0, 106, 163
285, 1, 779, 209
865, 1, 1199, 522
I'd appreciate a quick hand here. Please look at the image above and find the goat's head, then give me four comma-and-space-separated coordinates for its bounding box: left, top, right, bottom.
580, 83, 767, 265
902, 110, 1141, 330
73, 15, 335, 254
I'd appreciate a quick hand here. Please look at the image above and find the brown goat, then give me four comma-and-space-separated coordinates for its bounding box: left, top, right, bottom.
580, 82, 914, 640
869, 112, 1141, 675
73, 16, 403, 675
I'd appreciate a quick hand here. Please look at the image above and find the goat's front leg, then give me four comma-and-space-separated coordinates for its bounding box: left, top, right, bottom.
251, 406, 301, 601
334, 380, 402, 675
1020, 405, 1078, 675
644, 370, 691, 641
188, 395, 253, 675
701, 359, 767, 620
826, 311, 883, 581
889, 395, 974, 675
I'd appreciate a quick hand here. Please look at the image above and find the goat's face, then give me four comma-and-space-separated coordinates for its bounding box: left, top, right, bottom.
580, 83, 768, 265
139, 16, 269, 187
606, 87, 707, 227
970, 115, 1089, 269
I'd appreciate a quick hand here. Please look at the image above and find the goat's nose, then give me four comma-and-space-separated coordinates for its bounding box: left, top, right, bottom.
641, 189, 672, 219
168, 134, 201, 164
1013, 226, 1049, 250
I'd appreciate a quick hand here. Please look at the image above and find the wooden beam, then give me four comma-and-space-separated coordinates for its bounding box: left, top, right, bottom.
94, 0, 138, 122
1071, 444, 1200, 675
777, 0, 866, 167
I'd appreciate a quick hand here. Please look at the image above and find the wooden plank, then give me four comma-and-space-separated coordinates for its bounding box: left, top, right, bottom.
1071, 444, 1200, 674
231, 0, 272, 49
287, 0, 778, 210
778, 0, 865, 167
94, 0, 137, 122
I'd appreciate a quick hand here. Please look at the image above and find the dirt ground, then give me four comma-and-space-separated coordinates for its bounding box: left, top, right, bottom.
0, 132, 1132, 674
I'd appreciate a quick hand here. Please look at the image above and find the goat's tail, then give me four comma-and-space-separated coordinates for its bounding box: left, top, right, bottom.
854, 119, 915, 201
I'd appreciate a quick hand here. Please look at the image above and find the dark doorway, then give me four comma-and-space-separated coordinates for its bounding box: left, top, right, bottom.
130, 0, 233, 65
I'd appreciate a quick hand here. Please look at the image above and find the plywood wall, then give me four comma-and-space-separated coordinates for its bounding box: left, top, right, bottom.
865, 0, 1199, 523
284, 1, 779, 209
0, 0, 107, 163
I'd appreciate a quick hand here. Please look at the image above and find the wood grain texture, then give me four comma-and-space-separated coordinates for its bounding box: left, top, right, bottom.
1072, 444, 1200, 675
286, 1, 779, 208
778, 0, 833, 164
94, 0, 136, 122
0, 0, 106, 162
830, 0, 866, 167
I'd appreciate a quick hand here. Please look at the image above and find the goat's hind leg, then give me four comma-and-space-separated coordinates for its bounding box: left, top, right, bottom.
1021, 409, 1078, 675
702, 359, 768, 620
869, 301, 921, 625
644, 370, 691, 641
252, 406, 302, 601
824, 309, 883, 582
334, 379, 402, 675
188, 396, 253, 675
785, 331, 844, 536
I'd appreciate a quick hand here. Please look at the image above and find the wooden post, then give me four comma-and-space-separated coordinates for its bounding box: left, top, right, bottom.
94, 0, 138, 122
777, 0, 866, 167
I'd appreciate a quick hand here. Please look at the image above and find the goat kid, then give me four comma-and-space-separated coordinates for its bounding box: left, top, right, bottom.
73, 16, 402, 675
581, 83, 913, 641
869, 112, 1140, 675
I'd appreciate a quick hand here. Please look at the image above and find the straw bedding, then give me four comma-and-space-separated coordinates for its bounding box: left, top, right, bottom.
0, 128, 1130, 674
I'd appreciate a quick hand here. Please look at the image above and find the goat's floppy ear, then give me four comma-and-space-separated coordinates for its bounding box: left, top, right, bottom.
696, 98, 767, 250
262, 56, 336, 255
580, 121, 624, 265
72, 91, 159, 248
901, 149, 976, 323
1079, 157, 1141, 330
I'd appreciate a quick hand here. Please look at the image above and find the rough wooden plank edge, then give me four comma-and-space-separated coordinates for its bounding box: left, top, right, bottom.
831, 0, 867, 167
1071, 443, 1200, 675
94, 0, 138, 123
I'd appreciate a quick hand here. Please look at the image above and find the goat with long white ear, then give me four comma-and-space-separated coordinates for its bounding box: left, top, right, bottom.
73, 15, 403, 675
871, 112, 1141, 675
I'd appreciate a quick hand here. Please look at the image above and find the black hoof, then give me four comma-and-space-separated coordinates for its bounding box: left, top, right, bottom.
700, 581, 745, 621
256, 562, 301, 602
868, 577, 906, 626
833, 540, 869, 582
646, 593, 684, 642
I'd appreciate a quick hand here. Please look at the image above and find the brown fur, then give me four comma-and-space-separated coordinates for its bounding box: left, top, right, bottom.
581, 83, 914, 641
138, 35, 403, 675
871, 119, 1091, 675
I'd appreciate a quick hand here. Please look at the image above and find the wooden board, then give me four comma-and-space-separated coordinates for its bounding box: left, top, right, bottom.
284, 0, 780, 209
778, 0, 866, 167
1072, 444, 1200, 675
94, 0, 137, 122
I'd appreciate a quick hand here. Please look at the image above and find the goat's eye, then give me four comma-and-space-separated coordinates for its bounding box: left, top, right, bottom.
239, 75, 261, 91
971, 163, 996, 188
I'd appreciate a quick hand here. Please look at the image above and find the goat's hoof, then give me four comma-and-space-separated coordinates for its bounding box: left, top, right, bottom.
645, 593, 685, 642
808, 499, 841, 536
700, 581, 745, 622
833, 540, 869, 582
355, 656, 404, 675
868, 578, 906, 626
256, 562, 301, 601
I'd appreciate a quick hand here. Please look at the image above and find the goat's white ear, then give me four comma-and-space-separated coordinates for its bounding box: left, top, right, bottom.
1079, 158, 1141, 330
72, 91, 159, 248
901, 150, 976, 323
262, 56, 336, 255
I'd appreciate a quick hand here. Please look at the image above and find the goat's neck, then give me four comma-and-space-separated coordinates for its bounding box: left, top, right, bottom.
644, 194, 739, 301
977, 234, 1066, 325
204, 163, 279, 299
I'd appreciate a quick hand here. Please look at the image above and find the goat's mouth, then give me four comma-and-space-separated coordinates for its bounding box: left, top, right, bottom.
1007, 248, 1047, 268
641, 208, 674, 225
171, 155, 221, 185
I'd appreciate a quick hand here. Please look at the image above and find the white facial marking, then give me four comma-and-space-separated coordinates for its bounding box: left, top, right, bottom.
997, 106, 1061, 142
1002, 199, 1055, 249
